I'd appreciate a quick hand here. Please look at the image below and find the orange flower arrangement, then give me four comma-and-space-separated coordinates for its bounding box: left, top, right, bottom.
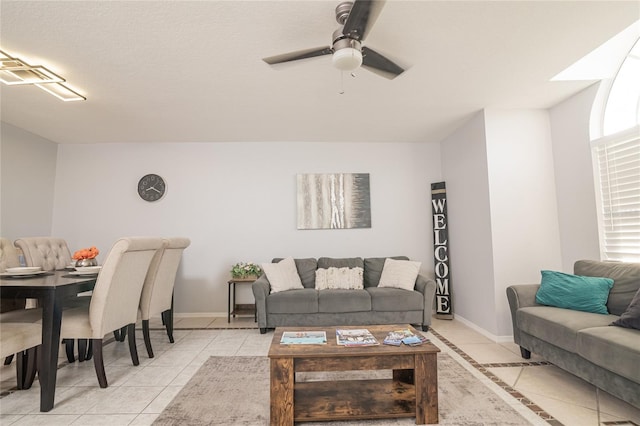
72, 246, 99, 260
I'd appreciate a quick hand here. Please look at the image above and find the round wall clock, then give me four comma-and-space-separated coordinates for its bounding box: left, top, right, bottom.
137, 174, 166, 202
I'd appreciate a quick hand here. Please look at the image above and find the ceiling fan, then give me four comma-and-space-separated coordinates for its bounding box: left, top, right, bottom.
263, 0, 405, 80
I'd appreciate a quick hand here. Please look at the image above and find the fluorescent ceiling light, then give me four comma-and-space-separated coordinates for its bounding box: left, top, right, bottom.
0, 48, 85, 101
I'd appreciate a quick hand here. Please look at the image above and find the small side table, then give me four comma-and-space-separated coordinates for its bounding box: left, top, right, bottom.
227, 277, 257, 323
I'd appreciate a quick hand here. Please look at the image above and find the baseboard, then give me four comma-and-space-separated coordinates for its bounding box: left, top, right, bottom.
453, 314, 514, 343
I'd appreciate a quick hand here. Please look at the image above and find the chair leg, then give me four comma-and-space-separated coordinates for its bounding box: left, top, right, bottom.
162, 306, 174, 343
4, 355, 14, 365
78, 339, 87, 362
85, 339, 93, 361
64, 339, 75, 363
142, 319, 154, 358
127, 323, 140, 366
15, 350, 25, 390
22, 347, 38, 389
92, 339, 108, 388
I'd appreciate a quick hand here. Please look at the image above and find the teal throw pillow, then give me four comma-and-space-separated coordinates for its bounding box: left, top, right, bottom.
536, 270, 614, 315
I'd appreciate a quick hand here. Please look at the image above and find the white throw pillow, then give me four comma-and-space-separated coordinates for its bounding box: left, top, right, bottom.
315, 267, 364, 290
378, 258, 421, 291
262, 257, 304, 294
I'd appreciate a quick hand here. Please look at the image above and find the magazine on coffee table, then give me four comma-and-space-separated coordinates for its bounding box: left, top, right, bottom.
383, 328, 430, 346
280, 331, 327, 344
336, 329, 379, 346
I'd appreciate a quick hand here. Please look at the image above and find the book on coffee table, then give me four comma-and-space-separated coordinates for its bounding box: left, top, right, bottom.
280, 331, 327, 344
336, 328, 379, 346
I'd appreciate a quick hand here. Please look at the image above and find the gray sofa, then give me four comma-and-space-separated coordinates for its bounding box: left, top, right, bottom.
507, 260, 640, 409
252, 256, 437, 334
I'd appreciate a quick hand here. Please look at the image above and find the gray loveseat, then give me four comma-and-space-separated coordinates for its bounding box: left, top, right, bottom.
252, 256, 436, 334
507, 260, 640, 408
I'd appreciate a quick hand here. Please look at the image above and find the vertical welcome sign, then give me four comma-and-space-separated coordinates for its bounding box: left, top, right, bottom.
431, 182, 453, 319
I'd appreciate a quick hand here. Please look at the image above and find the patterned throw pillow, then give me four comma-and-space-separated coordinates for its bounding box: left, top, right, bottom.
315, 267, 364, 290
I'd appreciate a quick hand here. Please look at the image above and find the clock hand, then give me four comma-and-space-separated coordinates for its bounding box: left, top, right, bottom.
145, 186, 157, 192
150, 187, 162, 194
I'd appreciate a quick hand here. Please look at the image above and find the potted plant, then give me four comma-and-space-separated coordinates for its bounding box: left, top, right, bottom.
230, 261, 262, 280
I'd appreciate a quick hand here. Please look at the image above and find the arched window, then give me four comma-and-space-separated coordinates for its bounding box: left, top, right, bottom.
591, 37, 640, 262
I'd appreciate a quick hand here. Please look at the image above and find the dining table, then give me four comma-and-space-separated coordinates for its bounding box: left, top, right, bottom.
0, 269, 97, 412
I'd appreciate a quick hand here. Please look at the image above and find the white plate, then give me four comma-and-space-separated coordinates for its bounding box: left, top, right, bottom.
74, 266, 101, 274
5, 266, 42, 273
69, 270, 100, 276
0, 270, 48, 277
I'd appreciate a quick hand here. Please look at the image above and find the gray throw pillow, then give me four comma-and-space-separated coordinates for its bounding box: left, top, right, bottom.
611, 287, 640, 330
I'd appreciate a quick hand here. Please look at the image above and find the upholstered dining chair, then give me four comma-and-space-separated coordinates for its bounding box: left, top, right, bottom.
138, 237, 190, 357
14, 237, 91, 362
0, 238, 41, 367
0, 317, 41, 389
59, 237, 163, 388
14, 237, 73, 271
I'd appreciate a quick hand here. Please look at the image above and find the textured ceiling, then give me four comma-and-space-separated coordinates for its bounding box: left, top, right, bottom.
1, 1, 638, 144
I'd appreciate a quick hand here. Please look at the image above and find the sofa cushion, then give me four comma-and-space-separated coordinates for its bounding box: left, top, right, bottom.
317, 257, 364, 269
574, 260, 640, 316
363, 256, 409, 288
266, 288, 318, 314
535, 270, 613, 315
577, 326, 640, 383
315, 267, 364, 290
611, 287, 640, 330
262, 257, 304, 293
366, 287, 424, 312
318, 290, 371, 313
272, 258, 317, 289
378, 258, 422, 291
516, 306, 618, 353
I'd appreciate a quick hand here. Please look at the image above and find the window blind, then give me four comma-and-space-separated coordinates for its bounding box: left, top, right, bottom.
592, 129, 640, 261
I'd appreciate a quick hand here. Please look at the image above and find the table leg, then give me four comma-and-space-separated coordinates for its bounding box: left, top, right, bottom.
232, 282, 236, 319
270, 357, 294, 426
39, 293, 63, 412
227, 282, 232, 323
415, 352, 438, 424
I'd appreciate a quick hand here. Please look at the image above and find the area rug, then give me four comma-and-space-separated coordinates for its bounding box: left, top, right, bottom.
154, 354, 542, 426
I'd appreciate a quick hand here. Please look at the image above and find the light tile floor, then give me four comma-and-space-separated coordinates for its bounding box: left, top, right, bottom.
0, 316, 638, 425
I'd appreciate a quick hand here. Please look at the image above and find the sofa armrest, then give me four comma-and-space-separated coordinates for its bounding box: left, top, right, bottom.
252, 274, 270, 329
415, 274, 437, 328
506, 284, 540, 345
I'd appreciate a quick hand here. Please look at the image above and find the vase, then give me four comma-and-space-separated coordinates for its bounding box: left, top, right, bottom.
76, 258, 98, 267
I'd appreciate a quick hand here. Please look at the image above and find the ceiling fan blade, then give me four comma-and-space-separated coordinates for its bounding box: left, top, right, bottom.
342, 0, 386, 41
361, 46, 405, 79
263, 47, 333, 65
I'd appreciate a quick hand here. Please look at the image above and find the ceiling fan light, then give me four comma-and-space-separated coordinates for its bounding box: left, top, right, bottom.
332, 47, 363, 71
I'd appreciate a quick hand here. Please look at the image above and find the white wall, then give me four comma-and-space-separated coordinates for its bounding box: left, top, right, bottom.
549, 84, 601, 272
440, 111, 497, 334
440, 109, 564, 338
484, 109, 563, 336
51, 141, 441, 314
1, 123, 57, 240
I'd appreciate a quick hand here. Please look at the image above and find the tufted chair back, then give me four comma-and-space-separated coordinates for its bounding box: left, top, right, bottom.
0, 238, 20, 272
14, 237, 73, 271
0, 238, 25, 312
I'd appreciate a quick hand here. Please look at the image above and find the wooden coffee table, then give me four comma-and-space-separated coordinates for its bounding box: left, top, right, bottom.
268, 324, 440, 425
